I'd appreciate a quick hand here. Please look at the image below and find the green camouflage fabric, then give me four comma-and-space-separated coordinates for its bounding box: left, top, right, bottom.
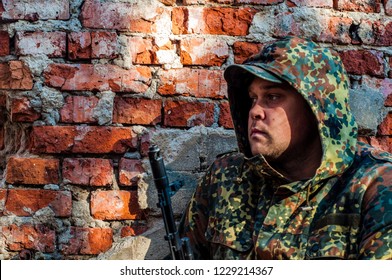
179, 36, 392, 259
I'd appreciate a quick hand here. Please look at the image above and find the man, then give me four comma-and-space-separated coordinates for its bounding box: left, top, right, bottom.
179, 36, 392, 259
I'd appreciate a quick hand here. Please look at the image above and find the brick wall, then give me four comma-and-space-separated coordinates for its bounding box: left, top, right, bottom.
0, 0, 391, 260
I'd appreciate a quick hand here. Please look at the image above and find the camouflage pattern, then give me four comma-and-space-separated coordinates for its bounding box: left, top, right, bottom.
179, 36, 392, 259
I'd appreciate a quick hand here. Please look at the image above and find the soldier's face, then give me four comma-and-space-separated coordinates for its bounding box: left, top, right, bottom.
247, 77, 319, 162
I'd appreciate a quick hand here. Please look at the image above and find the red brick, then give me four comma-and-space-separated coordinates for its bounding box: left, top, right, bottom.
0, 94, 6, 125
286, 0, 331, 7
374, 20, 392, 46
120, 224, 148, 237
362, 76, 392, 98
334, 0, 381, 12
60, 96, 98, 123
159, 0, 176, 5
63, 158, 113, 187
68, 32, 92, 60
233, 41, 263, 64
80, 0, 165, 33
5, 157, 60, 185
389, 57, 392, 78
173, 7, 256, 35
0, 61, 33, 90
127, 37, 157, 64
119, 158, 144, 186
0, 126, 4, 150
91, 31, 118, 59
164, 100, 215, 127
378, 112, 392, 135
157, 68, 226, 99
2, 224, 55, 252
126, 37, 177, 65
0, 189, 7, 212
30, 126, 138, 154
386, 94, 392, 106
360, 136, 392, 153
113, 97, 162, 125
0, 0, 69, 21
140, 129, 153, 157
61, 227, 113, 255
44, 64, 151, 93
219, 102, 234, 129
319, 17, 353, 44
385, 0, 392, 15
180, 38, 229, 66
4, 189, 71, 217
91, 190, 143, 220
15, 31, 66, 57
236, 0, 284, 3
0, 31, 9, 56
68, 32, 118, 60
340, 50, 385, 78
10, 97, 40, 122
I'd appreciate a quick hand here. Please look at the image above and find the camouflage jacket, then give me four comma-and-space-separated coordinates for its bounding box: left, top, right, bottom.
180, 37, 392, 260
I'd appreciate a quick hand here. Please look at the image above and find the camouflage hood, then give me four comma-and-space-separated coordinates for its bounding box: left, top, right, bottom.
224, 36, 358, 181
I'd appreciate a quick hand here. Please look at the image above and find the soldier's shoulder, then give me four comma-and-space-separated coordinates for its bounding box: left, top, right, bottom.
212, 150, 244, 168
215, 149, 241, 159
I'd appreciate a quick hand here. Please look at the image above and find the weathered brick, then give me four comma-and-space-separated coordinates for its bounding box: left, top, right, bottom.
0, 31, 9, 56
4, 189, 71, 217
0, 126, 3, 150
319, 17, 353, 44
173, 7, 256, 35
0, 189, 7, 212
30, 126, 138, 154
374, 20, 392, 46
61, 227, 113, 255
286, 0, 332, 7
334, 0, 381, 13
5, 157, 60, 185
362, 76, 392, 98
340, 50, 385, 77
0, 0, 69, 21
0, 94, 7, 125
180, 38, 229, 66
120, 224, 148, 237
60, 96, 98, 123
68, 32, 118, 60
389, 57, 392, 78
378, 112, 392, 135
0, 61, 33, 90
2, 224, 55, 252
92, 31, 118, 59
219, 101, 234, 129
67, 32, 92, 60
236, 0, 283, 3
157, 68, 226, 99
127, 37, 156, 64
233, 41, 263, 64
113, 97, 162, 125
385, 94, 392, 106
159, 0, 176, 5
119, 158, 144, 186
80, 0, 168, 33
10, 97, 41, 122
63, 158, 113, 187
15, 31, 66, 57
164, 100, 215, 127
360, 136, 392, 153
385, 0, 392, 15
91, 190, 143, 220
43, 64, 151, 93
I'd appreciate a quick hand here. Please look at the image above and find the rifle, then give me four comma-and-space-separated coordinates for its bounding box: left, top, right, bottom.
148, 144, 194, 260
